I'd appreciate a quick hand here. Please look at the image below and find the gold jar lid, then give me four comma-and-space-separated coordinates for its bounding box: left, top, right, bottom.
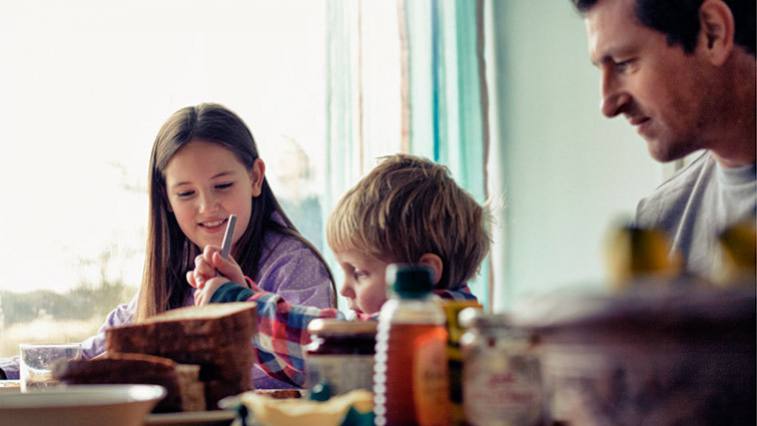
307, 319, 377, 336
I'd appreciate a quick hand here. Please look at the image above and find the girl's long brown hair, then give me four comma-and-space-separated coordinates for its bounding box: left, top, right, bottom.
136, 103, 335, 320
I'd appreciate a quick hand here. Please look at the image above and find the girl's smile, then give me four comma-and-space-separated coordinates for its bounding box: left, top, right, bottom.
199, 217, 231, 231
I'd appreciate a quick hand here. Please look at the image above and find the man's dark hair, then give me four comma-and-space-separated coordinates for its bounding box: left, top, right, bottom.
571, 0, 755, 56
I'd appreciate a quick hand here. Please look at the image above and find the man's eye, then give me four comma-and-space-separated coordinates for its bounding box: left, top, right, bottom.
614, 59, 635, 72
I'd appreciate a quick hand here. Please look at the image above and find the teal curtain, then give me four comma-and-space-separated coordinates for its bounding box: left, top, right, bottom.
401, 0, 491, 309
325, 0, 363, 310
326, 0, 492, 310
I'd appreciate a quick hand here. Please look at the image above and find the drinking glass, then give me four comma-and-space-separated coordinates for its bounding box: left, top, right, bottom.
19, 343, 81, 392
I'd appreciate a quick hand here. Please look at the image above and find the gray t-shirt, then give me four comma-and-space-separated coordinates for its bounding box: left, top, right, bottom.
635, 151, 756, 280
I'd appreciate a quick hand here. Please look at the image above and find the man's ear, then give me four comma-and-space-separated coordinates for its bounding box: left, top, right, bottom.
697, 0, 734, 66
418, 253, 444, 286
250, 158, 266, 197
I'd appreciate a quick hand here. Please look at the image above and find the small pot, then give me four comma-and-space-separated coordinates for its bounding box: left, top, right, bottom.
514, 286, 755, 425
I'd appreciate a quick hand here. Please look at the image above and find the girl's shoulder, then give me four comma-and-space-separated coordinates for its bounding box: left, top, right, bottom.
261, 212, 316, 255
261, 226, 318, 261
254, 212, 334, 306
257, 226, 329, 282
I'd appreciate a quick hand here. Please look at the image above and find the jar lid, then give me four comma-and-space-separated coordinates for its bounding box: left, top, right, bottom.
458, 307, 512, 329
307, 319, 377, 336
511, 286, 755, 345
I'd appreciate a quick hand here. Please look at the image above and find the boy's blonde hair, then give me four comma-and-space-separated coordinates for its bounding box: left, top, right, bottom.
327, 154, 491, 290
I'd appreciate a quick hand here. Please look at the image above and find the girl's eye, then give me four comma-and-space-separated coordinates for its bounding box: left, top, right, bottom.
177, 190, 195, 198
353, 270, 367, 281
215, 182, 233, 190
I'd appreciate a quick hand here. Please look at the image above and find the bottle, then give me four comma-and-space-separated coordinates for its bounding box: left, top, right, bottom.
373, 264, 450, 426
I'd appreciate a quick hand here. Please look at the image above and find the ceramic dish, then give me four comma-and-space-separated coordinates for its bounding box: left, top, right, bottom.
144, 410, 235, 426
0, 384, 165, 426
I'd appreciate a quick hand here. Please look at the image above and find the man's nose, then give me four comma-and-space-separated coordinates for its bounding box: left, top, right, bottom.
600, 71, 629, 118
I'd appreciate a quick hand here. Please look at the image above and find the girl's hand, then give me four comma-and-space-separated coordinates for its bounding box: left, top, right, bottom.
186, 245, 245, 289
193, 276, 228, 306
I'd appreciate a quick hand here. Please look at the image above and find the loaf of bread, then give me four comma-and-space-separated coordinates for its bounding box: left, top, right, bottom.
105, 302, 258, 409
53, 352, 205, 412
106, 303, 256, 353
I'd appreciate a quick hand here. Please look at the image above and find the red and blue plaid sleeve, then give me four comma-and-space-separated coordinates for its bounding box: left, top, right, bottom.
245, 291, 342, 387
225, 279, 476, 386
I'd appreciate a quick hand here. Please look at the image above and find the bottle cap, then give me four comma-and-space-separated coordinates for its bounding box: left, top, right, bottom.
386, 264, 433, 298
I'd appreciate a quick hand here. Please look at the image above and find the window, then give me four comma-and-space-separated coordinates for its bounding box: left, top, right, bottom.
0, 0, 329, 357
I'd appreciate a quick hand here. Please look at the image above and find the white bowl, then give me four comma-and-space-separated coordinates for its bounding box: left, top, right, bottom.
0, 384, 166, 426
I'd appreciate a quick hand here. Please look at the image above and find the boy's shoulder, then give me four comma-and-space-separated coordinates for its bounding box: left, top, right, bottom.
433, 284, 478, 301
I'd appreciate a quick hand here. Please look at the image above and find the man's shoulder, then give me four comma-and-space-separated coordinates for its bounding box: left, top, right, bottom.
636, 151, 715, 226
658, 151, 713, 190
644, 152, 713, 200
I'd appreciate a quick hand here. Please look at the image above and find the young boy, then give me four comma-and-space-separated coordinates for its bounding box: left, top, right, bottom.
191, 153, 491, 386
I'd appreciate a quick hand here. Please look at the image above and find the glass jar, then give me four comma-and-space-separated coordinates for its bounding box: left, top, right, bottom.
304, 319, 376, 396
459, 309, 543, 426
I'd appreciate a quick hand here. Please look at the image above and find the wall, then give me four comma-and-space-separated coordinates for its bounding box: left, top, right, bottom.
487, 0, 664, 310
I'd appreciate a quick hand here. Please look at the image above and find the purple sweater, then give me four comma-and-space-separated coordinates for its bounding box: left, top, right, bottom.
0, 226, 334, 390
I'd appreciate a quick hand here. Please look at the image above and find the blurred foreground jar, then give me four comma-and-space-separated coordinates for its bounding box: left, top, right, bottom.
459, 309, 543, 426
514, 287, 756, 425
305, 319, 376, 396
604, 224, 682, 290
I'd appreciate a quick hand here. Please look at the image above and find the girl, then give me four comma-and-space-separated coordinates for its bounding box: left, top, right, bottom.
0, 103, 336, 389
139, 103, 335, 320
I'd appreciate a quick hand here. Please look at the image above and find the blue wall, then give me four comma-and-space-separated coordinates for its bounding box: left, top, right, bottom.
489, 0, 663, 310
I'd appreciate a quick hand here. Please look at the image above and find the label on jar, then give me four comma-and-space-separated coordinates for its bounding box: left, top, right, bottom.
306, 354, 374, 395
464, 350, 543, 425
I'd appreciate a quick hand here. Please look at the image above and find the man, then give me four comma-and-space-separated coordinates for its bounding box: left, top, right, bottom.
572, 0, 756, 279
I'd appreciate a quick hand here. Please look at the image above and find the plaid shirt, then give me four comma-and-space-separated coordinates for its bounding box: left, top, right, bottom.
212, 278, 477, 387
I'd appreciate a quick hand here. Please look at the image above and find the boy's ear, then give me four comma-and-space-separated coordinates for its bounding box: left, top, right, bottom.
250, 158, 266, 197
418, 253, 443, 286
697, 0, 734, 66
